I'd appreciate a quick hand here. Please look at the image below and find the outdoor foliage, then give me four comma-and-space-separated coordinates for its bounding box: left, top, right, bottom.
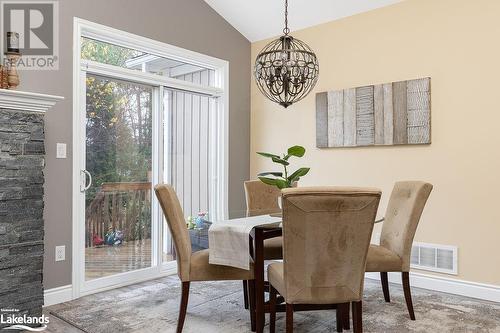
256, 145, 310, 189
83, 38, 152, 241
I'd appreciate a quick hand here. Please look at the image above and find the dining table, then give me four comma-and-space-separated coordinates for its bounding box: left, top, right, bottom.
207, 210, 384, 333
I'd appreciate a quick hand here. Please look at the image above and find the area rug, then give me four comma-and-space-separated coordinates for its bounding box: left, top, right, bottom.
48, 276, 500, 333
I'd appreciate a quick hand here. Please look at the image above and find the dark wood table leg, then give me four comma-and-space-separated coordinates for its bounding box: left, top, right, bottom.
248, 279, 256, 331
248, 234, 256, 331
253, 228, 265, 333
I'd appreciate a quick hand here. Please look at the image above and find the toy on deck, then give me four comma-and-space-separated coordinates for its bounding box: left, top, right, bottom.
93, 234, 104, 246
104, 228, 125, 246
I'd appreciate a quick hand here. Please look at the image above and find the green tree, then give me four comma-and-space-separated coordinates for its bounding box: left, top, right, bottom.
83, 38, 152, 241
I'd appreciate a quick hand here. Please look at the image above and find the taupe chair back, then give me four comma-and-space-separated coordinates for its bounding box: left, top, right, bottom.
380, 181, 433, 271
155, 184, 192, 281
244, 180, 281, 216
281, 187, 381, 304
244, 180, 296, 216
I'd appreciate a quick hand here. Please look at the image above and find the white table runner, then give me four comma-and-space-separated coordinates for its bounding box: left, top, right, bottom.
208, 215, 282, 270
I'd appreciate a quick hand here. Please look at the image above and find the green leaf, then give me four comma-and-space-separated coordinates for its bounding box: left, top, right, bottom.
271, 156, 290, 166
256, 151, 280, 159
258, 177, 278, 186
257, 172, 283, 177
287, 145, 306, 158
275, 179, 289, 189
287, 167, 310, 182
259, 177, 289, 189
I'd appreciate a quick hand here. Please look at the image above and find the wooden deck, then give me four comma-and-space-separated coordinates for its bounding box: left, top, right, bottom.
85, 239, 153, 280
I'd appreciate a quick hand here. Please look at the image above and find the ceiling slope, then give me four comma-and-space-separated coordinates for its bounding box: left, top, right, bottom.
204, 0, 402, 42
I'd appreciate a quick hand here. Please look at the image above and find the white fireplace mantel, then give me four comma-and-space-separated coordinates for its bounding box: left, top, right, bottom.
0, 89, 64, 113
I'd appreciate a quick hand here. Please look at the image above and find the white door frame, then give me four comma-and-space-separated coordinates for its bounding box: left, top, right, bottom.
72, 18, 229, 299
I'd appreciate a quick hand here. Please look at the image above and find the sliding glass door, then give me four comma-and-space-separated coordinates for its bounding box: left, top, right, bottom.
84, 75, 153, 281
80, 71, 221, 290
74, 19, 228, 297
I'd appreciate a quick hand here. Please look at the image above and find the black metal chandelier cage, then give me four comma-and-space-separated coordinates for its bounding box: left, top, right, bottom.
254, 0, 319, 108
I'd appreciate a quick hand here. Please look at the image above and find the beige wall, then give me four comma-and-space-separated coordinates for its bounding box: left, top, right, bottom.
251, 0, 500, 285
18, 0, 250, 289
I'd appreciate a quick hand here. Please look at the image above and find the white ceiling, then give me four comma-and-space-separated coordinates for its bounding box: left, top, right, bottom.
204, 0, 402, 42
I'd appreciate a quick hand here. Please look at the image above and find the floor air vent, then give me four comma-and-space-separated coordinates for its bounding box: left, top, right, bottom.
410, 242, 458, 275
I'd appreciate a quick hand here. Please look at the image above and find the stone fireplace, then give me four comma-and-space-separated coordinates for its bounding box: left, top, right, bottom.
0, 90, 62, 330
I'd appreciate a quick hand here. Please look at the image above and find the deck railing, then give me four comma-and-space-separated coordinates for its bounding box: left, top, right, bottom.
85, 182, 151, 248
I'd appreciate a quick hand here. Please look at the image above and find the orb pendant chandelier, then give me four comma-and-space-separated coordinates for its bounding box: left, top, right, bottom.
254, 0, 319, 108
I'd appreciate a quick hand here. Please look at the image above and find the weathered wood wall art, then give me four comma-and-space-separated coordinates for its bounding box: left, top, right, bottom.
316, 77, 431, 147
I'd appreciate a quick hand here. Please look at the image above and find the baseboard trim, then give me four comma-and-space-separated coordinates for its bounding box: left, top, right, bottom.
365, 272, 500, 303
44, 284, 73, 307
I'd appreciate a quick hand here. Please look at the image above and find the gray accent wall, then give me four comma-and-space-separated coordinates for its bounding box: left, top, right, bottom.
18, 0, 250, 289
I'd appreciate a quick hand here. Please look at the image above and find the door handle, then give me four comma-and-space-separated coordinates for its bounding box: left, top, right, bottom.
81, 169, 92, 192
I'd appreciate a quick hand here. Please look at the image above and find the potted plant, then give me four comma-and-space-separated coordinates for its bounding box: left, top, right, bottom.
256, 145, 310, 189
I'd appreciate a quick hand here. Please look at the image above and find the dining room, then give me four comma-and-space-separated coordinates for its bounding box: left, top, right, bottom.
1, 0, 499, 332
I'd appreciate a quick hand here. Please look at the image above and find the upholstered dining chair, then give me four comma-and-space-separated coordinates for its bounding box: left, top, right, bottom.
155, 184, 255, 333
268, 187, 381, 333
244, 180, 295, 259
366, 181, 433, 320
241, 180, 296, 309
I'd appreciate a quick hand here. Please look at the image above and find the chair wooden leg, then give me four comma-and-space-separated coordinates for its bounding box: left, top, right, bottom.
248, 280, 256, 331
286, 303, 294, 333
380, 272, 391, 302
402, 272, 416, 320
352, 301, 362, 333
177, 281, 190, 333
340, 302, 350, 330
269, 285, 277, 333
243, 280, 249, 309
336, 303, 344, 332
